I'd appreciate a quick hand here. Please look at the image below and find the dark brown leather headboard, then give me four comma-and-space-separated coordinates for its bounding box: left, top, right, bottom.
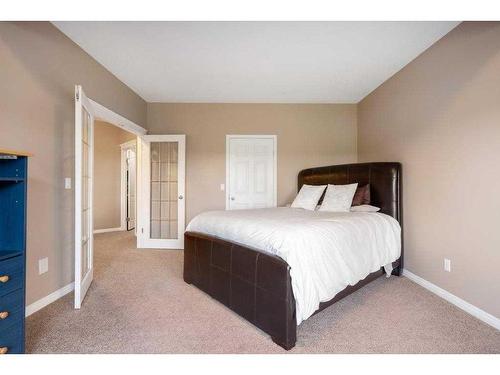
298, 162, 402, 224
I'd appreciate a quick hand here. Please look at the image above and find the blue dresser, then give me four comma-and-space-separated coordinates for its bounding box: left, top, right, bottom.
0, 149, 30, 354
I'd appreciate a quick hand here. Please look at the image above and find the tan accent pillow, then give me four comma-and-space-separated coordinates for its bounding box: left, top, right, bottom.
351, 184, 370, 206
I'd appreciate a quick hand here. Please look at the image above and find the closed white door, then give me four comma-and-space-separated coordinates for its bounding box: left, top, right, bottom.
137, 135, 186, 249
227, 136, 276, 210
74, 85, 94, 309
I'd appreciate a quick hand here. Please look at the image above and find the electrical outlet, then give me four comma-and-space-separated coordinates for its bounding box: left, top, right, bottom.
444, 258, 451, 272
39, 257, 48, 275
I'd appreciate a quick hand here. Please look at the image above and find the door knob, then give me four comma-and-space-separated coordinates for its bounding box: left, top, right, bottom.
230, 196, 235, 201
178, 195, 183, 200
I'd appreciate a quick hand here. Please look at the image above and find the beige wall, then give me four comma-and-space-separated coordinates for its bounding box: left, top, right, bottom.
7, 20, 497, 321
94, 121, 136, 230
147, 103, 357, 222
358, 22, 500, 318
0, 22, 147, 304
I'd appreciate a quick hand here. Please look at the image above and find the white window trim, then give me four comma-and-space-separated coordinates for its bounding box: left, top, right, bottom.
225, 134, 277, 210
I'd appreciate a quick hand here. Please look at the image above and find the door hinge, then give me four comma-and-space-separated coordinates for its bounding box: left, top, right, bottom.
141, 228, 144, 234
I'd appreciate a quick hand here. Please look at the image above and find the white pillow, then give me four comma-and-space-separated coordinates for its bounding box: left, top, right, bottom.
291, 184, 327, 210
318, 183, 358, 212
350, 204, 380, 212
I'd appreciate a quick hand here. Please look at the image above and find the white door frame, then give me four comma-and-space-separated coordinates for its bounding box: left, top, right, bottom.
225, 135, 277, 210
88, 99, 147, 137
137, 134, 186, 249
120, 140, 137, 232
74, 84, 147, 308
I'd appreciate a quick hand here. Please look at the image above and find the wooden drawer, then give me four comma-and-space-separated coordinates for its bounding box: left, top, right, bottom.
0, 289, 24, 332
0, 255, 24, 298
0, 320, 24, 354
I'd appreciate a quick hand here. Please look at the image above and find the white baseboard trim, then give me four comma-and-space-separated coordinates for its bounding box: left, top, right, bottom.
403, 269, 500, 330
93, 227, 123, 234
25, 282, 75, 317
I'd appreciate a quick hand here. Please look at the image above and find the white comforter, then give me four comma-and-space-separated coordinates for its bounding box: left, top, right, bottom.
186, 207, 401, 325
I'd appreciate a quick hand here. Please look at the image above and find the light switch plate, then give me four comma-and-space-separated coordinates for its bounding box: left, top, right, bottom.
39, 257, 49, 275
444, 258, 451, 272
65, 177, 72, 190
220, 183, 225, 191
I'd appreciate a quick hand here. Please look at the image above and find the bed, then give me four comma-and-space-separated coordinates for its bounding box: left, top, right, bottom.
183, 162, 403, 350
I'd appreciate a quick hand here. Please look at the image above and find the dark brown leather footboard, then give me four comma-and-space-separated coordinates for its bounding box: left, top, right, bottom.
184, 231, 297, 349
183, 162, 403, 350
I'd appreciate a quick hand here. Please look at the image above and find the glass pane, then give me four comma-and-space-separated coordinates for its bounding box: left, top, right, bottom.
150, 141, 179, 240
169, 201, 178, 220
160, 163, 169, 181
82, 143, 88, 178
81, 241, 88, 276
160, 183, 169, 200
151, 201, 160, 220
160, 201, 170, 220
151, 162, 160, 181
151, 221, 160, 238
160, 221, 169, 238
151, 182, 160, 201
169, 182, 178, 202
170, 143, 178, 161
82, 209, 88, 242
82, 109, 89, 143
160, 143, 169, 162
169, 163, 178, 182
151, 143, 160, 162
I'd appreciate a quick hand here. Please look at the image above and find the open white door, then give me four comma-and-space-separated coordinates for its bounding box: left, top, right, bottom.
126, 148, 136, 232
137, 135, 186, 249
74, 85, 94, 308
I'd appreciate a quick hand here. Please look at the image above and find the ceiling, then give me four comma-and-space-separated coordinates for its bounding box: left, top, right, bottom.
53, 21, 459, 103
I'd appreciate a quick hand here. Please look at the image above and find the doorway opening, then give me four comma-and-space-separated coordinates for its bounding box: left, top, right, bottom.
93, 121, 137, 234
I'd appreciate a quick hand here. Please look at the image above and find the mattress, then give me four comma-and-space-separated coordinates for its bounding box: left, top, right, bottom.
186, 207, 401, 324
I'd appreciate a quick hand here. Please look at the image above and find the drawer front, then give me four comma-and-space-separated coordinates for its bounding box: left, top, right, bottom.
0, 256, 24, 298
0, 320, 24, 354
0, 289, 24, 332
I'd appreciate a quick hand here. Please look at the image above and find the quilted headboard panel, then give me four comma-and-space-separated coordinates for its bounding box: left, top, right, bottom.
297, 162, 402, 223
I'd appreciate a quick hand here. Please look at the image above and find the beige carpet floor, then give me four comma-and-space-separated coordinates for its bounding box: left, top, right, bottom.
26, 231, 500, 354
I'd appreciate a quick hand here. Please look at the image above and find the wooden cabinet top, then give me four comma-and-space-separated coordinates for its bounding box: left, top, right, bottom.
0, 148, 33, 157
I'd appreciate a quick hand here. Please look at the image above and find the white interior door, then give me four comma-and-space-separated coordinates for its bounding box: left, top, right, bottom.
74, 85, 94, 309
126, 148, 136, 231
137, 135, 186, 249
226, 135, 277, 210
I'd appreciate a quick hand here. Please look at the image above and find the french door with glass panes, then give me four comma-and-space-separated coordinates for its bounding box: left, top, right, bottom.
137, 135, 185, 249
74, 85, 94, 308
